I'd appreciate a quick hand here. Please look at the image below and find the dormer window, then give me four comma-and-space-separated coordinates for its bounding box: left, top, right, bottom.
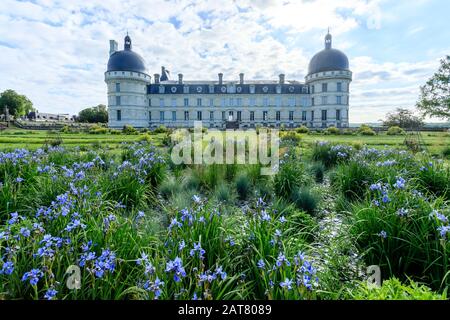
276, 85, 282, 94
159, 85, 165, 94
249, 85, 255, 94
183, 86, 189, 94
209, 85, 214, 93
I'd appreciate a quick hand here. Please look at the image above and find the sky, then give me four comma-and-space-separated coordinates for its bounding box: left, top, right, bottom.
0, 0, 449, 123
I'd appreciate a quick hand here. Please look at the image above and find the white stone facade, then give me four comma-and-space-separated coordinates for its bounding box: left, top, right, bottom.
105, 33, 352, 129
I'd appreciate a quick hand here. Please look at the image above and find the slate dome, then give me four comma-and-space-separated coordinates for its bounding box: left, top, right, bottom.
107, 35, 147, 74
307, 32, 349, 75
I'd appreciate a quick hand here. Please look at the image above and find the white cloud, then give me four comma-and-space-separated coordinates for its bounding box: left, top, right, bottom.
0, 0, 445, 123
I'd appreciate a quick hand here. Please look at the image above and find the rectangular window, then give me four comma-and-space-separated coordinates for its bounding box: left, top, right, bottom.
171, 98, 177, 107
263, 98, 269, 107
184, 111, 189, 121
276, 111, 281, 121
149, 111, 151, 121
337, 82, 342, 92
336, 96, 342, 105
221, 98, 226, 107
115, 83, 120, 92
197, 111, 202, 120
321, 110, 327, 121
311, 85, 315, 94
197, 98, 202, 107
116, 96, 121, 106
311, 110, 315, 121
302, 111, 307, 121
237, 111, 242, 121
301, 97, 307, 107
322, 83, 328, 92
249, 97, 256, 107
288, 97, 295, 107
229, 98, 234, 107
209, 98, 214, 107
117, 110, 121, 121
222, 111, 225, 120
321, 96, 327, 105
263, 111, 268, 121
250, 111, 255, 121
289, 111, 294, 121
336, 109, 341, 121
172, 111, 176, 121
311, 97, 315, 106
210, 111, 214, 121
184, 98, 189, 107
159, 98, 165, 107
275, 97, 281, 107
160, 111, 165, 121
149, 99, 152, 107
237, 98, 242, 107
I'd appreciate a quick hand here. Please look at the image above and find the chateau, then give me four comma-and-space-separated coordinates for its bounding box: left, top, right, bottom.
105, 32, 351, 129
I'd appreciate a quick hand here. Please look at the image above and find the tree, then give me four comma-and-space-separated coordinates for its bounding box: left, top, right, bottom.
383, 108, 424, 129
417, 55, 450, 120
77, 104, 108, 123
0, 89, 34, 117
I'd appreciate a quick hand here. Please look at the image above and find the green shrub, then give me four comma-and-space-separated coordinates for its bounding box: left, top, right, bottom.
273, 158, 309, 199
442, 146, 450, 158
182, 172, 201, 191
296, 125, 309, 134
214, 183, 235, 204
290, 187, 320, 215
415, 160, 450, 200
154, 125, 169, 134
159, 176, 180, 199
357, 124, 376, 136
310, 162, 325, 183
235, 172, 252, 201
325, 126, 340, 135
386, 126, 405, 135
331, 160, 374, 201
342, 128, 355, 135
311, 142, 353, 168
123, 125, 139, 135
139, 134, 152, 143
281, 131, 301, 145
346, 278, 446, 300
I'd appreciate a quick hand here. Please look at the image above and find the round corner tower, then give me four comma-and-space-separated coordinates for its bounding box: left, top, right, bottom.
305, 31, 352, 128
105, 34, 151, 128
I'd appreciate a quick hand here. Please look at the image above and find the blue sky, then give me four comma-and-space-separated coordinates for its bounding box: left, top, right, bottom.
0, 0, 449, 123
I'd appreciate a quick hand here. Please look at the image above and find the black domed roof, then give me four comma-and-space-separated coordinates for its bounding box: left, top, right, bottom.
308, 32, 349, 75
107, 35, 147, 74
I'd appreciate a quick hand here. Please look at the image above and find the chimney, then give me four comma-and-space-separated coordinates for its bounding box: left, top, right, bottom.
218, 73, 223, 85
154, 74, 160, 84
279, 74, 285, 84
239, 73, 244, 84
109, 40, 118, 56
178, 73, 183, 85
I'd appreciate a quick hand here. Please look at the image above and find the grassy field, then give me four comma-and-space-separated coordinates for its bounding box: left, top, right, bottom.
1, 127, 449, 156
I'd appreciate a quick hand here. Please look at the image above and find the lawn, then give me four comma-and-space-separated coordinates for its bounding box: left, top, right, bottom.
1, 127, 449, 156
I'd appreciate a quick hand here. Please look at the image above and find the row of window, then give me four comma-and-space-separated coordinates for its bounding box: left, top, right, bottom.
116, 110, 343, 121
114, 95, 346, 107
310, 82, 345, 94
114, 81, 347, 95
